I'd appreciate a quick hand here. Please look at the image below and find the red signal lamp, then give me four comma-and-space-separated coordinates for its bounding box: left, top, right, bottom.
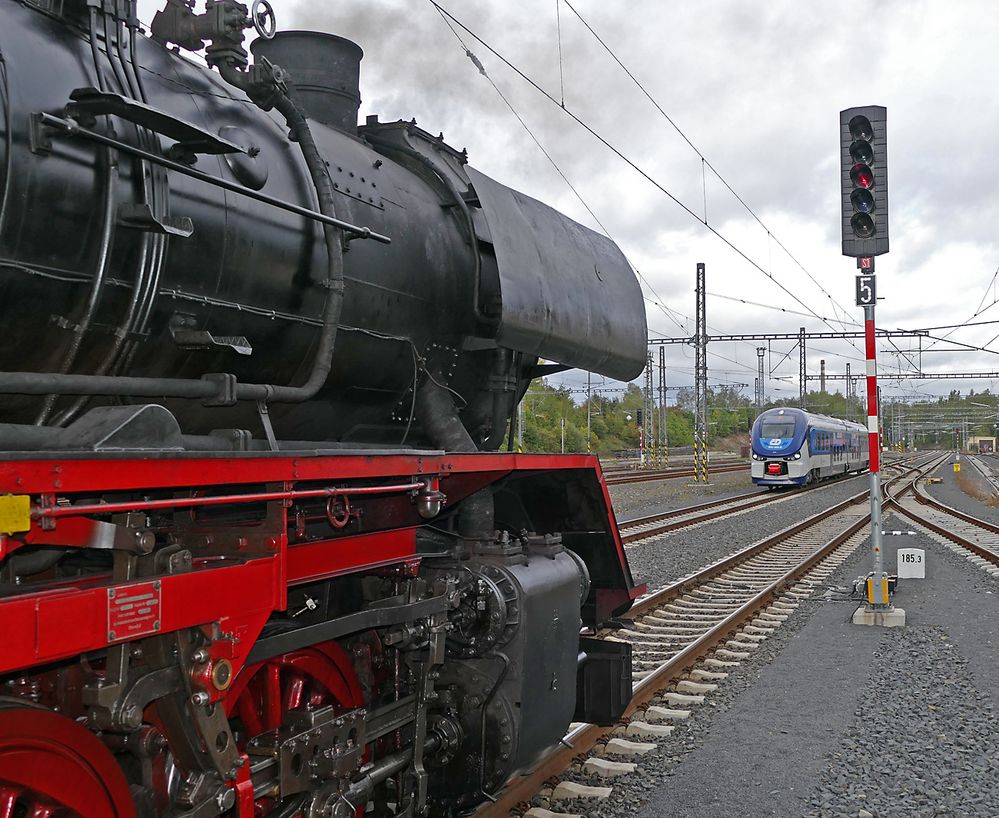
850, 163, 874, 188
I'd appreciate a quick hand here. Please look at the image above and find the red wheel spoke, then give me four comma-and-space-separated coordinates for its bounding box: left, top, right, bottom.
262, 663, 283, 732
221, 641, 366, 817
283, 671, 305, 713
0, 787, 22, 818
236, 690, 265, 739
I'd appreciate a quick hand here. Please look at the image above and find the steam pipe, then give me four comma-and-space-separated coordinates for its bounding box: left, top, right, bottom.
41, 10, 123, 425
0, 422, 421, 452
415, 379, 494, 540
35, 147, 116, 425
49, 231, 152, 426
259, 90, 344, 403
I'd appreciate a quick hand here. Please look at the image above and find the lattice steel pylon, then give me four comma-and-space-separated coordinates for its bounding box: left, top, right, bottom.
756, 347, 765, 409
658, 345, 668, 467
798, 326, 807, 409
692, 263, 708, 482
643, 348, 656, 468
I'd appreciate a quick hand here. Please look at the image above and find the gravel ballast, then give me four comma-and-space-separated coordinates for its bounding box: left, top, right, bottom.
620, 473, 870, 594
561, 501, 999, 818
608, 467, 750, 518
924, 454, 999, 525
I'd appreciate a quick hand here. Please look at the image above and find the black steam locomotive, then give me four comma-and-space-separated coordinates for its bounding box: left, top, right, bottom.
0, 1, 647, 816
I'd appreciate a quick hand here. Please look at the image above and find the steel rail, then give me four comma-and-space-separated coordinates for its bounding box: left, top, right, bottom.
888, 471, 999, 567
616, 456, 925, 543
605, 463, 746, 485
475, 502, 870, 816
474, 453, 943, 817
602, 457, 744, 474
619, 489, 768, 543
618, 478, 867, 544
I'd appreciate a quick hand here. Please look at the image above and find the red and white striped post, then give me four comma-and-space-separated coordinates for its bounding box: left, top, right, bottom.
860, 256, 885, 597
864, 318, 879, 476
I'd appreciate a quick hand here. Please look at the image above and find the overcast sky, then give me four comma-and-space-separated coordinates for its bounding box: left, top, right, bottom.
141, 1, 999, 406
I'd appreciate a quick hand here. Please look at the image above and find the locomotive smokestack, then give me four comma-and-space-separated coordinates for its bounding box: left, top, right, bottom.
251, 31, 363, 134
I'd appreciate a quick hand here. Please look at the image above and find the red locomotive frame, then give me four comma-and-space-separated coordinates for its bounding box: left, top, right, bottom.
0, 451, 640, 681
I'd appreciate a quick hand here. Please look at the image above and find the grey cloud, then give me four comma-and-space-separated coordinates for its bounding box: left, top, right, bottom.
274, 0, 999, 399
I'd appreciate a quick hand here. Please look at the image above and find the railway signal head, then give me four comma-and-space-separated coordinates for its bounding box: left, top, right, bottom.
840, 105, 889, 257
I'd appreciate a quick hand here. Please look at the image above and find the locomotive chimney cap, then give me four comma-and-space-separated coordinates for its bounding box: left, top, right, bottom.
251, 31, 363, 134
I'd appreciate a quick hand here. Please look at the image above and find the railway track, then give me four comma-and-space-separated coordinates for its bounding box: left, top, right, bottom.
602, 457, 740, 474
618, 488, 773, 543
965, 454, 999, 494
605, 452, 909, 488
604, 461, 746, 486
617, 478, 867, 544
473, 453, 945, 818
616, 458, 920, 544
888, 467, 999, 571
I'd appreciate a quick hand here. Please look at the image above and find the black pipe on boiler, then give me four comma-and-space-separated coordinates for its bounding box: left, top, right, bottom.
414, 379, 495, 542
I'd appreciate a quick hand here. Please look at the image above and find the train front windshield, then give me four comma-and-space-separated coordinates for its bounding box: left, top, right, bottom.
761, 421, 796, 439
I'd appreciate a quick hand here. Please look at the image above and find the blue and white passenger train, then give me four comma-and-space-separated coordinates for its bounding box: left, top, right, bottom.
750, 408, 869, 486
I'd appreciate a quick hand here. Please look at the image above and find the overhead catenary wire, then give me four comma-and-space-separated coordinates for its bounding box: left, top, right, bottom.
429, 0, 883, 403
428, 3, 980, 403
972, 265, 999, 317
923, 264, 999, 351
706, 292, 864, 327
559, 0, 861, 340
430, 1, 691, 339
426, 1, 861, 346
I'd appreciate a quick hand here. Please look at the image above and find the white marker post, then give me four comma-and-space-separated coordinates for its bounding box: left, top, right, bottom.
897, 548, 926, 579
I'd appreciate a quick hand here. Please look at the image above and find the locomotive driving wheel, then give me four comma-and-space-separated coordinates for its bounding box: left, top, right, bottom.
0, 706, 136, 818
223, 641, 365, 816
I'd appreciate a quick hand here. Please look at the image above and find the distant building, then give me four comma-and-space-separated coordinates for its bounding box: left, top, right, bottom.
968, 435, 996, 453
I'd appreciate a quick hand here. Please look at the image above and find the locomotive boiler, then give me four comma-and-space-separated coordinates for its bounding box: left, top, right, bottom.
0, 1, 647, 816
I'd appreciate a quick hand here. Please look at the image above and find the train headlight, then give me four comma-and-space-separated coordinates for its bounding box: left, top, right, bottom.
792, 452, 802, 460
